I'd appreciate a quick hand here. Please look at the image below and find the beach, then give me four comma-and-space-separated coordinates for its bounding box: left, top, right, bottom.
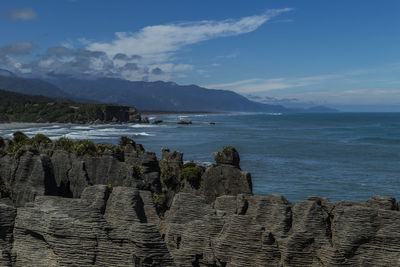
0, 122, 57, 130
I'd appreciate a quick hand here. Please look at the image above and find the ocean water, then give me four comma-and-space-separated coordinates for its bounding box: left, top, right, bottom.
1, 112, 400, 203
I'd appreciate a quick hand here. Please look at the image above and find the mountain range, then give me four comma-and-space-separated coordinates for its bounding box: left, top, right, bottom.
0, 70, 337, 113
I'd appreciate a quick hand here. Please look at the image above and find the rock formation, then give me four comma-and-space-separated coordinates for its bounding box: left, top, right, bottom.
0, 134, 399, 266
0, 88, 149, 124
177, 120, 192, 125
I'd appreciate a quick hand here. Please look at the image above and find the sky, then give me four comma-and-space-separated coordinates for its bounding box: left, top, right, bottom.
0, 0, 400, 111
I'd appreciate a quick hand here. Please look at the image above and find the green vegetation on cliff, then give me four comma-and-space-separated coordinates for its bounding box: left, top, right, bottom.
180, 162, 204, 188
0, 89, 141, 123
0, 133, 137, 159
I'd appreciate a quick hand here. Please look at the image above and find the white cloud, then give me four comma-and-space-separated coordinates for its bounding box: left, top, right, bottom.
205, 71, 374, 94
1, 9, 293, 82
205, 77, 308, 93
87, 8, 292, 73
217, 52, 238, 59
279, 88, 400, 105
0, 42, 34, 56
3, 8, 38, 21
208, 67, 400, 106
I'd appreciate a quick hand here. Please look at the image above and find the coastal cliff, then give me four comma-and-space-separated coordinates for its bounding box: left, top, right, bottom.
0, 133, 399, 266
0, 89, 147, 124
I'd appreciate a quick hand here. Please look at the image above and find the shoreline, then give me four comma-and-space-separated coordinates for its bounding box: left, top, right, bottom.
141, 110, 227, 115
0, 122, 59, 130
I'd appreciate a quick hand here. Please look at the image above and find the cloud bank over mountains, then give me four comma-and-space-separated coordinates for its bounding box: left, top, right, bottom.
0, 9, 292, 81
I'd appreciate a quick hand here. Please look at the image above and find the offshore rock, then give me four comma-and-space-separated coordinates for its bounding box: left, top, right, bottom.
177, 120, 192, 125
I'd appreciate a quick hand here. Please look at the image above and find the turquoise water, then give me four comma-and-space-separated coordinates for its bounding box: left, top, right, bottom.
1, 112, 400, 202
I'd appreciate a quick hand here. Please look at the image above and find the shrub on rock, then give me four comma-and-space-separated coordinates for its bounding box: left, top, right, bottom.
73, 140, 99, 157
12, 131, 29, 144
180, 163, 203, 189
53, 137, 74, 152
119, 136, 135, 147
31, 134, 52, 147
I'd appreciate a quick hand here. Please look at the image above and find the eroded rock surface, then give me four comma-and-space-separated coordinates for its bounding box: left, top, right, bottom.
161, 193, 400, 266
12, 192, 173, 267
0, 141, 399, 266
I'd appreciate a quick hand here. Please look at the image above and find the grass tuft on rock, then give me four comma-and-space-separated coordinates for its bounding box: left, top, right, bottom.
31, 134, 52, 147
180, 163, 203, 188
12, 131, 29, 144
53, 137, 74, 153
73, 140, 99, 157
160, 166, 175, 187
119, 136, 135, 147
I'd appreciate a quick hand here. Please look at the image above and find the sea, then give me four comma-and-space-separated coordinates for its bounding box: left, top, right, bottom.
1, 112, 400, 203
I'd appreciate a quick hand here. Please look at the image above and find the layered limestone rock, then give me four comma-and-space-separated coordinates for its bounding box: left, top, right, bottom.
0, 136, 161, 207
0, 200, 16, 266
0, 139, 399, 266
202, 146, 252, 203
161, 193, 400, 266
11, 190, 173, 266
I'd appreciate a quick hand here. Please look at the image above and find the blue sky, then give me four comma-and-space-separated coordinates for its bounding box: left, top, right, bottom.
1, 0, 400, 110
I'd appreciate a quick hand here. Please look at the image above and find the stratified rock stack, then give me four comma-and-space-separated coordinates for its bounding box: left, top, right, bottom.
12, 192, 173, 266
160, 193, 400, 266
0, 135, 399, 266
202, 146, 252, 203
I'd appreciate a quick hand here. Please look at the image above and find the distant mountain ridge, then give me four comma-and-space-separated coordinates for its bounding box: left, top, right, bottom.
0, 70, 70, 99
48, 77, 288, 112
0, 70, 336, 112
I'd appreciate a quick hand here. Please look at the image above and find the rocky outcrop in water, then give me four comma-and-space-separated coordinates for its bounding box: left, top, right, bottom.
0, 134, 399, 266
177, 120, 192, 125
